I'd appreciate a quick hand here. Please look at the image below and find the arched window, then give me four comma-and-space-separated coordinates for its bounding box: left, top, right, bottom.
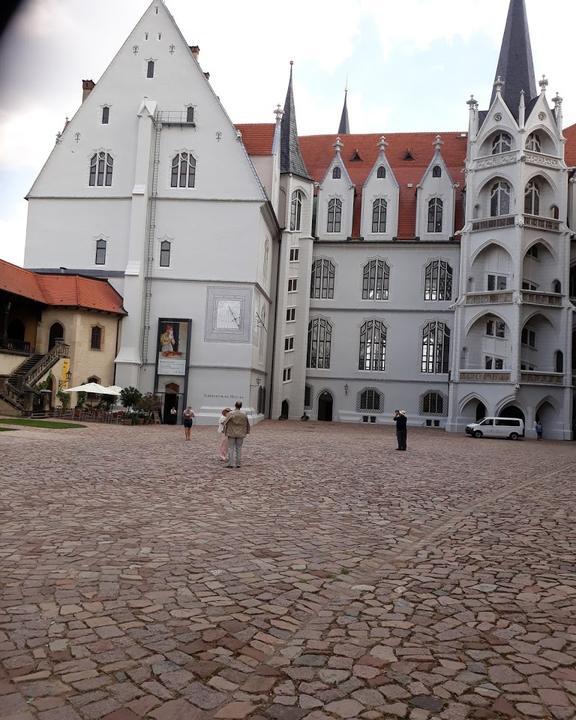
49, 322, 64, 350
290, 190, 304, 231
362, 259, 390, 300
492, 132, 512, 154
552, 279, 561, 294
490, 181, 511, 216
327, 198, 342, 233
432, 165, 442, 178
422, 392, 444, 415
551, 205, 560, 220
524, 180, 540, 215
159, 240, 171, 267
171, 152, 196, 188
186, 106, 195, 123
90, 326, 102, 350
332, 166, 341, 179
421, 321, 450, 373
359, 320, 387, 371
371, 198, 387, 233
101, 106, 110, 125
89, 152, 113, 187
424, 260, 452, 301
310, 259, 335, 299
306, 318, 332, 369
555, 350, 564, 373
526, 132, 541, 152
427, 197, 443, 233
95, 239, 107, 265
147, 60, 155, 78
359, 388, 381, 412
376, 166, 386, 179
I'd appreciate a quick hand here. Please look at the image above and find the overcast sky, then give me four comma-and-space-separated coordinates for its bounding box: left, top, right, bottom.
0, 0, 574, 266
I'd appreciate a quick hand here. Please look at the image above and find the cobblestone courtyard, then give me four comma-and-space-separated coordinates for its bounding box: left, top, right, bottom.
1, 421, 576, 720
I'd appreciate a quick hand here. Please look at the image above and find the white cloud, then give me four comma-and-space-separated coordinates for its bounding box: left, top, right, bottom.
0, 203, 26, 266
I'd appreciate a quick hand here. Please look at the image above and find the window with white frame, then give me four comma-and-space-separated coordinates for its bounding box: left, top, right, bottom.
490, 180, 511, 216
487, 274, 507, 291
362, 259, 389, 300
290, 190, 304, 231
282, 367, 292, 382
359, 388, 381, 412
486, 318, 506, 338
89, 152, 113, 187
358, 320, 386, 371
95, 239, 107, 265
427, 197, 443, 233
522, 279, 538, 290
421, 321, 450, 373
371, 198, 387, 233
524, 180, 540, 215
424, 260, 452, 301
288, 278, 298, 292
432, 165, 442, 178
286, 307, 296, 322
377, 166, 386, 179
327, 198, 342, 233
526, 132, 541, 152
422, 391, 444, 415
492, 132, 512, 154
289, 247, 299, 262
485, 355, 504, 370
332, 166, 341, 179
171, 152, 196, 188
310, 259, 335, 299
521, 327, 536, 348
284, 336, 294, 351
307, 318, 332, 369
159, 240, 171, 267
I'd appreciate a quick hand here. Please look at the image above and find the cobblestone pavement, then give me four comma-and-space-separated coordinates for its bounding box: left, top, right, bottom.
1, 420, 576, 720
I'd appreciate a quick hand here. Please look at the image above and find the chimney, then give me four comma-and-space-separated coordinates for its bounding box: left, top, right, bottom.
189, 45, 200, 56
82, 79, 95, 102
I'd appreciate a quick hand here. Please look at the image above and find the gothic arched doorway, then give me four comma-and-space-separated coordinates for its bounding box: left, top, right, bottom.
280, 399, 289, 419
499, 405, 525, 422
318, 391, 333, 422
49, 322, 64, 350
163, 382, 180, 424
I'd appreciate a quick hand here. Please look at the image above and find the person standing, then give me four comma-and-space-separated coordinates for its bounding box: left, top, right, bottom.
535, 420, 543, 440
183, 406, 194, 441
218, 408, 231, 460
223, 401, 250, 468
393, 409, 407, 451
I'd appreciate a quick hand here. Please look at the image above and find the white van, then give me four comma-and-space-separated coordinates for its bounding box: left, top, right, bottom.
465, 417, 525, 440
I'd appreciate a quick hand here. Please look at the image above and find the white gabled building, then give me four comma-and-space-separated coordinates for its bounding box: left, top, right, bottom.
19, 0, 576, 438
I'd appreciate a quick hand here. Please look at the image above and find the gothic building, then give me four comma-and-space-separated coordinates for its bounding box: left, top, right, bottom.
22, 0, 576, 438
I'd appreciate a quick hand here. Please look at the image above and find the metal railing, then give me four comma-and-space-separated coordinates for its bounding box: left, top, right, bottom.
471, 215, 515, 232
157, 111, 196, 126
465, 291, 513, 305
25, 342, 69, 388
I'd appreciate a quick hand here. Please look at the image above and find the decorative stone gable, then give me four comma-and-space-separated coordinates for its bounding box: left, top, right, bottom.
415, 135, 456, 241
316, 137, 354, 240
360, 136, 399, 240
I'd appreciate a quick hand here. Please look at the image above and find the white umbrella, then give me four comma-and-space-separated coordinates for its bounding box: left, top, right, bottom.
64, 382, 110, 394
103, 385, 123, 396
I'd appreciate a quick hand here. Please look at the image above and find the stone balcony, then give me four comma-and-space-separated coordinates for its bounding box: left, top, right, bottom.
521, 290, 562, 307
520, 371, 563, 386
471, 215, 515, 232
465, 291, 513, 305
459, 370, 511, 383
523, 214, 560, 232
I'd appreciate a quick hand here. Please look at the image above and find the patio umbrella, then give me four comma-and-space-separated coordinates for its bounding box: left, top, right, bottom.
64, 382, 110, 394
104, 385, 123, 396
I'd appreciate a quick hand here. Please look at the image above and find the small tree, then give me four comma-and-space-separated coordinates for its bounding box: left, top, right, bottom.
120, 386, 143, 410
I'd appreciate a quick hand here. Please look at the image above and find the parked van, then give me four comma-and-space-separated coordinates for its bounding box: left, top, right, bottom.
465, 417, 525, 440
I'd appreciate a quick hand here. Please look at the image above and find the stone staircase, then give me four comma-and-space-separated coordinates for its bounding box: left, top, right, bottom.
0, 341, 70, 415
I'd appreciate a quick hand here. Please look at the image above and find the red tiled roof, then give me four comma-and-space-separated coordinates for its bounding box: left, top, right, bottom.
0, 259, 126, 314
563, 123, 576, 166
299, 132, 468, 238
236, 123, 275, 156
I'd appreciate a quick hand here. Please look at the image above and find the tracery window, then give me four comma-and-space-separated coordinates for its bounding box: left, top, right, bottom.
327, 198, 342, 233
524, 180, 540, 215
492, 132, 512, 154
421, 321, 450, 373
171, 152, 196, 188
360, 388, 381, 412
422, 392, 444, 415
526, 132, 541, 152
95, 239, 107, 265
310, 259, 335, 299
89, 152, 113, 187
377, 166, 386, 179
290, 190, 303, 231
159, 240, 171, 267
306, 318, 332, 369
427, 197, 443, 233
371, 199, 387, 233
490, 181, 511, 216
358, 320, 387, 371
424, 260, 452, 301
362, 259, 389, 300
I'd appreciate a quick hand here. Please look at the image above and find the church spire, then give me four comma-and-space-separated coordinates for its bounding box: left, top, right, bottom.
490, 0, 537, 118
280, 62, 311, 180
338, 88, 350, 135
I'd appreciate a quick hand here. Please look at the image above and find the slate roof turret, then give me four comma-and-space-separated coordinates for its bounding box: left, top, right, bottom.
280, 63, 311, 180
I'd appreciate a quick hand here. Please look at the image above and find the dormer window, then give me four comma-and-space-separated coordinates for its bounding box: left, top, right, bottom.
101, 106, 110, 124
432, 165, 442, 178
526, 133, 541, 153
147, 60, 155, 78
492, 132, 511, 155
376, 166, 386, 179
332, 166, 341, 179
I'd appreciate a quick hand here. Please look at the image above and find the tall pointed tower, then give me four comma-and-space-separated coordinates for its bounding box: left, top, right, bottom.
271, 64, 315, 420
338, 89, 350, 135
447, 0, 572, 439
24, 0, 279, 424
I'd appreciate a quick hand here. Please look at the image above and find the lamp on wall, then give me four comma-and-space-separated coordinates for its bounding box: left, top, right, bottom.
344, 383, 349, 395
